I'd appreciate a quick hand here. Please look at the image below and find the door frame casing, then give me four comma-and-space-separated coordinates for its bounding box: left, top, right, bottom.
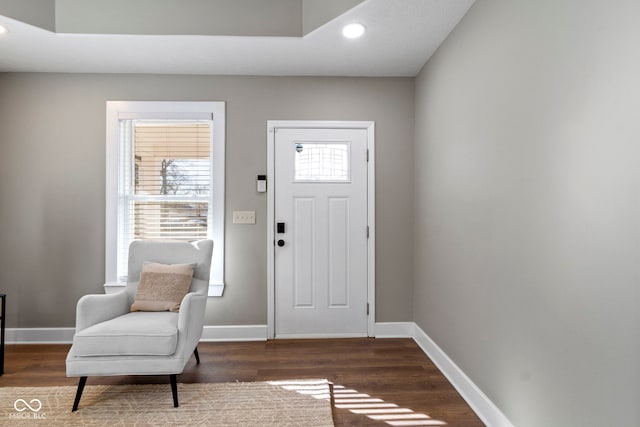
266, 120, 375, 339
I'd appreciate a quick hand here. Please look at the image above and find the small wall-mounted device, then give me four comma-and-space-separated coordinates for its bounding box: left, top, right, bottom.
257, 175, 267, 193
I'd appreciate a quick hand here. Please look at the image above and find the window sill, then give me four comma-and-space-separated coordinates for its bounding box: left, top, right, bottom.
103, 282, 225, 297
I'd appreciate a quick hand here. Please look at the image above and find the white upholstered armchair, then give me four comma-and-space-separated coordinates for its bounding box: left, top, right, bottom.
66, 239, 213, 411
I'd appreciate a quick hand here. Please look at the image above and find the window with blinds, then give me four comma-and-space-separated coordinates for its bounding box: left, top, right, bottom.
117, 120, 212, 280
106, 101, 226, 291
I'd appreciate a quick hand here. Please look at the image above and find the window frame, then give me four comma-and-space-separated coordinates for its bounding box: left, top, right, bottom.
106, 101, 225, 296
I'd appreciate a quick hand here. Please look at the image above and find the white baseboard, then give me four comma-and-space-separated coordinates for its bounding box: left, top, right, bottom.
200, 324, 267, 342
4, 322, 407, 344
373, 321, 414, 337
6, 328, 75, 344
5, 325, 268, 344
411, 323, 514, 427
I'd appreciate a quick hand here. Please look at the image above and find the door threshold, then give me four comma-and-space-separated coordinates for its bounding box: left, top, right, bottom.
275, 333, 369, 339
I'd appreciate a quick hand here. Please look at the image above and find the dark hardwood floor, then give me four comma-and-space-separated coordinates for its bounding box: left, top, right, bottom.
0, 338, 484, 426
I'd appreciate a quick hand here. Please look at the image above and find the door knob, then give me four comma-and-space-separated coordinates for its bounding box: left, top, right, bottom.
277, 239, 285, 247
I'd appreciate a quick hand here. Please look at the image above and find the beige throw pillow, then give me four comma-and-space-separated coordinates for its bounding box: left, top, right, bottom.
131, 262, 194, 312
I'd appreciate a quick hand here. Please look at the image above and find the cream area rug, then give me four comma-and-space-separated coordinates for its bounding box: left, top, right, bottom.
0, 380, 334, 426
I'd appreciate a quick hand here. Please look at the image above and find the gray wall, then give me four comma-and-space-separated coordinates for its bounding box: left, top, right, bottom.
0, 73, 414, 328
414, 0, 640, 425
55, 0, 302, 36
0, 0, 55, 31
302, 0, 365, 35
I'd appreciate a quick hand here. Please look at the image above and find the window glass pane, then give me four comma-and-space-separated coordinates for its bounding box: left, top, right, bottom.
294, 142, 349, 181
117, 120, 212, 280
134, 122, 211, 196
134, 201, 208, 240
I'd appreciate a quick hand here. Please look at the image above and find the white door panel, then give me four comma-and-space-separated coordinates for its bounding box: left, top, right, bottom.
274, 128, 368, 337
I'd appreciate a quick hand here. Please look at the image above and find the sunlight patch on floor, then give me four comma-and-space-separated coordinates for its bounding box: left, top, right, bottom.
269, 379, 447, 426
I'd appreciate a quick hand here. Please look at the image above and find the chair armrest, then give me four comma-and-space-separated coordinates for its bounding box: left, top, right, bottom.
176, 292, 207, 358
75, 291, 129, 332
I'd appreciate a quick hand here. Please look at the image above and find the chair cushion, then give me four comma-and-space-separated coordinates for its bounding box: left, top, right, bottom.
73, 312, 179, 357
130, 262, 193, 312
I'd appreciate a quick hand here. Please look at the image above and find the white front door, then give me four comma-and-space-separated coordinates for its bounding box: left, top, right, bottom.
273, 127, 369, 338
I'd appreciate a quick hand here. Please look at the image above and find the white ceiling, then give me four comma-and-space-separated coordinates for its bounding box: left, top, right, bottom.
0, 0, 475, 77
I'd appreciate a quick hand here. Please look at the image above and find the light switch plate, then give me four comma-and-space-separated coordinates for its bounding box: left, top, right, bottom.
233, 211, 256, 224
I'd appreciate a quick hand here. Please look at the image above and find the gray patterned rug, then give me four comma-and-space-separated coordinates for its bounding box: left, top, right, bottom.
0, 380, 334, 426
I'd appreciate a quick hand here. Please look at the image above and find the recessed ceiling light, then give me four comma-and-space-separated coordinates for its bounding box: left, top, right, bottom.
342, 23, 366, 39
0, 25, 8, 35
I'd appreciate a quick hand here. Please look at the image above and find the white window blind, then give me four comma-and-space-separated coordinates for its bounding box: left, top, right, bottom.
117, 120, 212, 281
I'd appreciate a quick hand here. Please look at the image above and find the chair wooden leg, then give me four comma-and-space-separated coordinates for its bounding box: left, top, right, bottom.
193, 347, 200, 365
170, 374, 179, 407
72, 376, 87, 412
